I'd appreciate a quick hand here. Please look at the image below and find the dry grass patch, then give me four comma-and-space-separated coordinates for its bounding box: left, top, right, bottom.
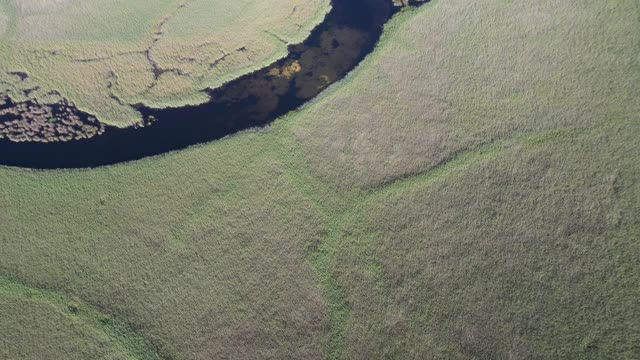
331, 124, 640, 358
291, 0, 639, 189
11, 0, 72, 13
0, 14, 7, 37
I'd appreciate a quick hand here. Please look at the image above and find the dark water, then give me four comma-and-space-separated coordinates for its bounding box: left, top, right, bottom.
0, 0, 426, 169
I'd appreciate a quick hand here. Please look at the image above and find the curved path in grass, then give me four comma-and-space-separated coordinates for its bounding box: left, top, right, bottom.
0, 0, 427, 169
0, 276, 161, 360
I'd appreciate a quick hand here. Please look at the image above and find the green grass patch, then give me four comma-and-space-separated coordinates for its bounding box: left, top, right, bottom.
0, 275, 160, 360
0, 0, 638, 358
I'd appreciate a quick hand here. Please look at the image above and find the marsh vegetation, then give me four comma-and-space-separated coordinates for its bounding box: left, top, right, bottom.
0, 0, 331, 126
0, 0, 423, 167
0, 0, 638, 359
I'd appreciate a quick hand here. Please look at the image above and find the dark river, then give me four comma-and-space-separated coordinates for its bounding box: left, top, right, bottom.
0, 0, 426, 169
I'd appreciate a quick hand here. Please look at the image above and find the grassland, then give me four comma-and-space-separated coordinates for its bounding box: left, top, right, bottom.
0, 276, 160, 360
0, 0, 331, 126
0, 0, 638, 359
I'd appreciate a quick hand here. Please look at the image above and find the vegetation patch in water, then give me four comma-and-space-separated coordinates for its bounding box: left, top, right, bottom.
0, 0, 331, 126
0, 95, 104, 143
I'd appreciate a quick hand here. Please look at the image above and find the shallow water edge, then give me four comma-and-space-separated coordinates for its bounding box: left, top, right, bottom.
0, 0, 428, 169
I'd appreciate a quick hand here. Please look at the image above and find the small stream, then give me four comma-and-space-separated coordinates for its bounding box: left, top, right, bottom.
0, 0, 427, 169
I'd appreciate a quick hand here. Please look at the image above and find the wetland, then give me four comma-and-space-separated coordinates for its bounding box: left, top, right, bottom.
0, 0, 426, 168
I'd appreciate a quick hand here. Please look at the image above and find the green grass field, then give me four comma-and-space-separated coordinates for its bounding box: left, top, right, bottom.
1, 0, 638, 359
0, 0, 330, 126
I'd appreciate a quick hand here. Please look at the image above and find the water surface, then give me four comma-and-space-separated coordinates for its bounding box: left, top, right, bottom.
0, 0, 426, 169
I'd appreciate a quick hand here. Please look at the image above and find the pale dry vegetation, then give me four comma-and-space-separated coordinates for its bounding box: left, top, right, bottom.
0, 14, 7, 37
0, 0, 638, 359
0, 0, 330, 126
292, 0, 639, 189
11, 0, 72, 13
331, 123, 640, 358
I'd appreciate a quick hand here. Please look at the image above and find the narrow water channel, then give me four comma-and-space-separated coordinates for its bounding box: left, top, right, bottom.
0, 0, 426, 169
